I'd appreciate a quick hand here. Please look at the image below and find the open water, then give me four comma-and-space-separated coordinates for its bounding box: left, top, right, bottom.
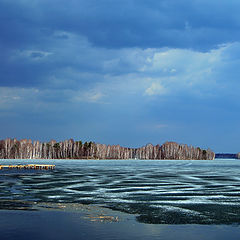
1, 159, 240, 239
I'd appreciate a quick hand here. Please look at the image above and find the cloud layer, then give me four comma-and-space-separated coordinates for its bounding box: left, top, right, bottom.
1, 0, 240, 151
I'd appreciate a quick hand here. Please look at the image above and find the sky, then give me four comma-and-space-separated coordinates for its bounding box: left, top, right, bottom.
1, 0, 240, 152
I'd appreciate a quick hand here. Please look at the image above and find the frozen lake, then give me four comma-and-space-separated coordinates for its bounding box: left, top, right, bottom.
1, 159, 240, 239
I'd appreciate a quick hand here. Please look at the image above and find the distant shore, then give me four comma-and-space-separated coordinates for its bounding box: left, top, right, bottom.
0, 138, 215, 160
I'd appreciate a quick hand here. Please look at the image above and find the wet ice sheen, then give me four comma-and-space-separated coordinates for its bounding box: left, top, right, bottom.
1, 159, 240, 224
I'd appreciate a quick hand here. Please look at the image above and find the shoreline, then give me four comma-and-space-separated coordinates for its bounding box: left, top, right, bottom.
0, 158, 215, 161
0, 138, 215, 160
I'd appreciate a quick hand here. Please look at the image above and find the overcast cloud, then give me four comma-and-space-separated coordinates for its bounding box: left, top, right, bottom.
1, 0, 240, 151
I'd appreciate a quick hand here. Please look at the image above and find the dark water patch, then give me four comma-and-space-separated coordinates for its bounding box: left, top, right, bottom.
2, 209, 240, 240
224, 193, 240, 196
168, 185, 195, 190
69, 186, 98, 192
144, 174, 177, 179
204, 185, 226, 189
123, 195, 190, 202
196, 176, 235, 181
106, 187, 155, 194
0, 200, 36, 211
156, 192, 221, 196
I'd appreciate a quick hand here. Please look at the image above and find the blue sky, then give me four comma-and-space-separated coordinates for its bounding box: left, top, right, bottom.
1, 0, 240, 152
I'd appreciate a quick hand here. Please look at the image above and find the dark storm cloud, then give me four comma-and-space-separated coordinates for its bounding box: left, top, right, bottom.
1, 0, 240, 88
33, 0, 240, 50
1, 0, 240, 50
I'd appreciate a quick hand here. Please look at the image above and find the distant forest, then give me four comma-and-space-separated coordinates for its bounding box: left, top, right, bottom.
0, 138, 215, 160
215, 153, 238, 159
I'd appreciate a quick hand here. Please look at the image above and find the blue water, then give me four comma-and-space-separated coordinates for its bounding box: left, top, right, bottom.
1, 210, 240, 240
1, 159, 240, 239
